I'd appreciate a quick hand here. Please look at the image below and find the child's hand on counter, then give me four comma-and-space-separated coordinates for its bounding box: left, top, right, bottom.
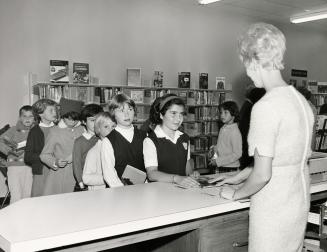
220, 186, 236, 200
174, 175, 200, 188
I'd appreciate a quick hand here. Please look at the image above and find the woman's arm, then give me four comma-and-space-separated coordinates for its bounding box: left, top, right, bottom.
231, 149, 272, 200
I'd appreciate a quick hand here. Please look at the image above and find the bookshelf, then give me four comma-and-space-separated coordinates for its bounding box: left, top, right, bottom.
312, 93, 327, 114
33, 82, 232, 174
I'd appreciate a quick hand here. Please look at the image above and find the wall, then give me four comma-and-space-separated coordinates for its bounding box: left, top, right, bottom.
1, 0, 327, 126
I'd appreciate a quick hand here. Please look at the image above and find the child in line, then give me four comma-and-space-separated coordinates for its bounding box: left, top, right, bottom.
209, 101, 242, 172
41, 109, 84, 196
72, 104, 103, 191
0, 105, 35, 203
83, 112, 116, 190
101, 93, 147, 187
25, 99, 57, 197
143, 94, 200, 188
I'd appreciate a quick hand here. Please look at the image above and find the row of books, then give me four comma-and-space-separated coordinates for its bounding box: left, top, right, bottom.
184, 122, 219, 137
312, 95, 327, 107
187, 107, 220, 121
49, 60, 227, 90
190, 135, 218, 152
37, 85, 227, 106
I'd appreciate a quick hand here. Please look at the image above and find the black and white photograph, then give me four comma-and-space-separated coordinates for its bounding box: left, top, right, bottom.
1, 1, 327, 251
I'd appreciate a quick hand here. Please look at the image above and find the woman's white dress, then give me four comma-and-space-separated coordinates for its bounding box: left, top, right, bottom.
247, 86, 314, 252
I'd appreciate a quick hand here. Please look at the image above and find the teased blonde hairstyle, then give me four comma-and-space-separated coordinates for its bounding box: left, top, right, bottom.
238, 23, 286, 70
94, 112, 115, 136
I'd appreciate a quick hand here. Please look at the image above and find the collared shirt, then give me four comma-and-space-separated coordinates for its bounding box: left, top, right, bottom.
82, 131, 95, 140
143, 125, 190, 168
215, 123, 242, 167
39, 122, 55, 128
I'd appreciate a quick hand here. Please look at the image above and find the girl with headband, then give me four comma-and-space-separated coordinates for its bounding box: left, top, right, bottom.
143, 94, 200, 188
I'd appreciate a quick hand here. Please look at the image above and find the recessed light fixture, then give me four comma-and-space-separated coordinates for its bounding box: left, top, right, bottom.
198, 0, 222, 5
290, 9, 327, 23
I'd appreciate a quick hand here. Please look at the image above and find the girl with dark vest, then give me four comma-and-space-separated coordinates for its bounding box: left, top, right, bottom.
143, 94, 200, 188
101, 93, 146, 187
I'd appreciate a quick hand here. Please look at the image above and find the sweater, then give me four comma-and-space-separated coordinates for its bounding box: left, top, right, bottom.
0, 121, 32, 167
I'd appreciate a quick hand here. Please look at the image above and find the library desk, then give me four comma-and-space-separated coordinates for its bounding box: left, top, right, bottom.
0, 182, 326, 252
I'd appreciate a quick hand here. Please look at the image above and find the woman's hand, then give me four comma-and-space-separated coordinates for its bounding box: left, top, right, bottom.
55, 158, 68, 168
208, 173, 241, 186
175, 175, 200, 188
220, 186, 236, 200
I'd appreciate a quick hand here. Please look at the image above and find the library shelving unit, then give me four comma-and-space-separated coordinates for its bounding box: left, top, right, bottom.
33, 82, 232, 174
312, 93, 327, 114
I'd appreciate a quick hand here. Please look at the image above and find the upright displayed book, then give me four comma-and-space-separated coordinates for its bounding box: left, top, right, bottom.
178, 72, 191, 88
199, 73, 208, 89
216, 77, 225, 90
50, 60, 69, 83
73, 63, 89, 84
153, 71, 163, 87
127, 68, 141, 86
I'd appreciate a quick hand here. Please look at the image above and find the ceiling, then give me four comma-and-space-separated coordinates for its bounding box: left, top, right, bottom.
195, 0, 327, 31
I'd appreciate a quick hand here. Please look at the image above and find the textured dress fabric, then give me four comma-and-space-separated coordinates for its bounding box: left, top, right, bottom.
247, 86, 314, 252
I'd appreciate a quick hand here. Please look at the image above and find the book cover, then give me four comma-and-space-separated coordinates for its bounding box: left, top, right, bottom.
199, 73, 208, 89
216, 77, 225, 90
50, 60, 69, 83
73, 62, 89, 84
153, 71, 163, 87
307, 80, 318, 93
178, 72, 191, 88
130, 90, 144, 104
127, 68, 141, 86
122, 165, 147, 185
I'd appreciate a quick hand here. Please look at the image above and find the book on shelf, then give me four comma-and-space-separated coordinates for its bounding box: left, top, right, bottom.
130, 89, 144, 104
127, 68, 141, 86
318, 82, 327, 93
193, 154, 207, 170
178, 72, 191, 88
179, 91, 188, 103
199, 73, 208, 89
216, 77, 225, 90
143, 89, 152, 104
73, 62, 89, 84
289, 79, 297, 87
50, 60, 69, 83
153, 71, 163, 87
307, 80, 318, 93
187, 91, 196, 105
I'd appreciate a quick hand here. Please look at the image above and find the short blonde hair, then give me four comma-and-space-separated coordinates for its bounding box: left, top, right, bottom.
238, 23, 286, 70
94, 112, 115, 136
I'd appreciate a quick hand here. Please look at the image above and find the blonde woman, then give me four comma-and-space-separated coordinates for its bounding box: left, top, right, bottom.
211, 23, 314, 251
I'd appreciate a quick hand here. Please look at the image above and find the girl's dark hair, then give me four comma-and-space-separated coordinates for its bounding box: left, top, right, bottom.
108, 93, 136, 113
151, 94, 185, 125
32, 99, 57, 122
219, 101, 240, 123
80, 104, 104, 122
61, 111, 80, 121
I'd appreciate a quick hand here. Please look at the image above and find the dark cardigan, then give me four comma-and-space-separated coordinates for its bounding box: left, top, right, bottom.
24, 125, 45, 175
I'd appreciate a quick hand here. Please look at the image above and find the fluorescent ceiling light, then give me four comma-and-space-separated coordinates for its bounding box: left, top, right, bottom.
198, 0, 222, 5
290, 9, 327, 23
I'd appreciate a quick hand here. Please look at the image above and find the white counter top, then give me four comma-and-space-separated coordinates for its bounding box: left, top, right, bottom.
0, 182, 326, 252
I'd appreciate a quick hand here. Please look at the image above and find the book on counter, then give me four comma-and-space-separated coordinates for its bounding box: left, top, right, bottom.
127, 68, 141, 86
153, 71, 163, 87
178, 72, 191, 88
199, 73, 208, 89
73, 62, 89, 84
50, 60, 69, 83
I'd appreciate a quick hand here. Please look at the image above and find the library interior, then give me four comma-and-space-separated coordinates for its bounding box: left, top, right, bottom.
1, 0, 327, 251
